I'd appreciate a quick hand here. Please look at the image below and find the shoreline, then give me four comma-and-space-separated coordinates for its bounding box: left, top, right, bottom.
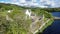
35, 11, 54, 34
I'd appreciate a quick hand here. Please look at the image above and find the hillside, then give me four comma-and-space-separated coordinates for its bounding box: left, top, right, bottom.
0, 3, 53, 34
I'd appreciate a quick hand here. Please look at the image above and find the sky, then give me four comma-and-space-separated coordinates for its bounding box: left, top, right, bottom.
0, 0, 60, 8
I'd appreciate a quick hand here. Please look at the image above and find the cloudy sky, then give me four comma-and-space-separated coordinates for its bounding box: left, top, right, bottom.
0, 0, 60, 8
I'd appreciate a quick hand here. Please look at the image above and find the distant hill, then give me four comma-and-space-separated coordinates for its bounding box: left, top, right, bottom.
0, 3, 60, 12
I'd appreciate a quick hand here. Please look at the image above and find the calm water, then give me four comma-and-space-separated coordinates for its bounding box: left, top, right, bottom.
52, 12, 60, 17
43, 12, 60, 34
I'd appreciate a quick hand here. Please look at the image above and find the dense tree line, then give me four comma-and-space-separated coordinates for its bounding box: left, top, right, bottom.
42, 8, 60, 12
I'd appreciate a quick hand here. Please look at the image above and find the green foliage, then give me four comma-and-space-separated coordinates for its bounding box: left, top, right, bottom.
0, 3, 53, 34
0, 3, 27, 34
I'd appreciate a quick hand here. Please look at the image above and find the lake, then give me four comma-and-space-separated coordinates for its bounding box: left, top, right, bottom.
42, 12, 60, 34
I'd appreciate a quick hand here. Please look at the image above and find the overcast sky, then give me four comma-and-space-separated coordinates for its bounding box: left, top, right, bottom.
0, 0, 60, 8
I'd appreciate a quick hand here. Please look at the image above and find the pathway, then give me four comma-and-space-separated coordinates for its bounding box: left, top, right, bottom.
33, 19, 50, 34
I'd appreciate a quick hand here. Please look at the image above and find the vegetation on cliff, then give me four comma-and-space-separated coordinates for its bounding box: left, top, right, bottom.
0, 3, 53, 34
